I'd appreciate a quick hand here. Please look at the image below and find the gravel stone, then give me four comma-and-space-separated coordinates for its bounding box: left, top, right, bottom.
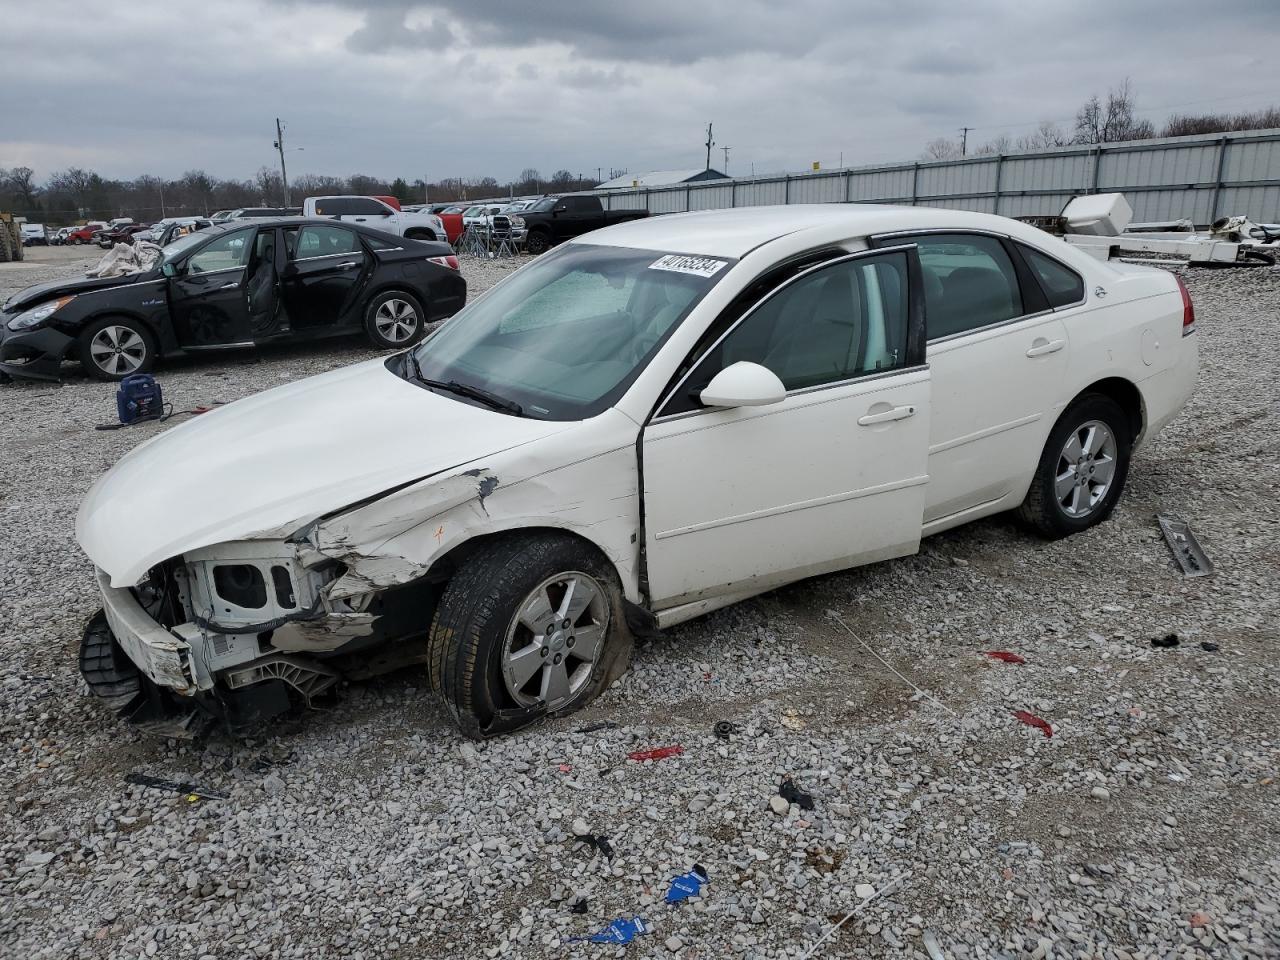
1, 250, 1278, 958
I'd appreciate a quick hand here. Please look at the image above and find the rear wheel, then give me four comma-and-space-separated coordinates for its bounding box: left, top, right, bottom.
428, 534, 633, 738
78, 316, 156, 381
364, 290, 426, 349
1017, 393, 1132, 538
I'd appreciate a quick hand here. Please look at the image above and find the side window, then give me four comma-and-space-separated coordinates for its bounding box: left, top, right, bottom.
312, 198, 352, 217
292, 225, 359, 259
908, 234, 1023, 340
186, 229, 254, 274
1018, 242, 1084, 307
663, 252, 911, 416
562, 197, 593, 213
349, 198, 391, 216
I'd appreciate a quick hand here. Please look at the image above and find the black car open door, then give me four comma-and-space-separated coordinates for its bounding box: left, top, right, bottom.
167, 227, 256, 348
280, 224, 369, 330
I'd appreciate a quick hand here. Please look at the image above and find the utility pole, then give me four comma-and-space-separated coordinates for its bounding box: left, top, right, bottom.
596, 166, 602, 183
158, 179, 166, 218
704, 123, 714, 170
273, 118, 291, 205
959, 126, 973, 157
720, 145, 731, 173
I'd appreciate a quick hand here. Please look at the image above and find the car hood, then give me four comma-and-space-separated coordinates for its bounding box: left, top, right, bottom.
77, 358, 574, 586
2, 271, 154, 313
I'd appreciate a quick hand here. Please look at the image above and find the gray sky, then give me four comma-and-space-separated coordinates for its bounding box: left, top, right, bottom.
1, 0, 1276, 183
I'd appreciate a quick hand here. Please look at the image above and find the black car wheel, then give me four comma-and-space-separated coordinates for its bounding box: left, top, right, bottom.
78, 316, 157, 381
364, 290, 426, 349
1017, 393, 1132, 539
428, 533, 633, 738
524, 231, 550, 255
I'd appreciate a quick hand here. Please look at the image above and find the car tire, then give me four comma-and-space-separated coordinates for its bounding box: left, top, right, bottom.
1017, 393, 1132, 539
524, 231, 550, 255
77, 316, 157, 381
428, 533, 633, 739
364, 289, 427, 349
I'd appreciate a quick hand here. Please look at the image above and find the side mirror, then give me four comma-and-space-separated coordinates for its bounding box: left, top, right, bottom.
160, 261, 177, 278
699, 361, 786, 409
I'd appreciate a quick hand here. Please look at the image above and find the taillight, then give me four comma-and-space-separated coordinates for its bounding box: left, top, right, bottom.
1175, 274, 1195, 336
428, 255, 460, 271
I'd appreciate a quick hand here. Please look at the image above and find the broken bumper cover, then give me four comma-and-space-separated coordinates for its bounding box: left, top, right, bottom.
0, 321, 73, 381
96, 567, 200, 694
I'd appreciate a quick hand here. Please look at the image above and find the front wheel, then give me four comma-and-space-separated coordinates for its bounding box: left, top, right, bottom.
364, 290, 426, 349
78, 317, 157, 381
428, 534, 633, 738
524, 231, 550, 255
1017, 393, 1132, 539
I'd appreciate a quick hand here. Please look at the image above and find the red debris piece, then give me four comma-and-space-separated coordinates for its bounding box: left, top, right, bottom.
1189, 911, 1212, 929
557, 764, 572, 773
627, 745, 685, 762
984, 651, 1026, 665
1012, 710, 1053, 738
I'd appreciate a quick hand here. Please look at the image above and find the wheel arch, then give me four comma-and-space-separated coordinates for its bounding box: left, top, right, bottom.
1069, 376, 1146, 445
403, 228, 438, 242
422, 525, 624, 592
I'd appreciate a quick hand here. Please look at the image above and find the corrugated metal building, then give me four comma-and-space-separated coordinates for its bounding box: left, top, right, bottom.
597, 168, 729, 190
593, 129, 1280, 225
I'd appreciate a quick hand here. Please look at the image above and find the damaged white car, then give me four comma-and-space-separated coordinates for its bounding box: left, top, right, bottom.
77, 205, 1197, 737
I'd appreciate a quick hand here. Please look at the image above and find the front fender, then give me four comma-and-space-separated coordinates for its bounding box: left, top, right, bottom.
311, 445, 642, 603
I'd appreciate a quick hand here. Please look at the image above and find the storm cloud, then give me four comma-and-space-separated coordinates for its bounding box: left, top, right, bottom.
0, 1, 1275, 183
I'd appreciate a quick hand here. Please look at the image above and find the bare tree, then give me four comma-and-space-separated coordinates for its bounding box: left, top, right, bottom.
6, 166, 40, 210
1016, 120, 1069, 151
1162, 106, 1280, 137
923, 137, 961, 161
973, 134, 1013, 156
1074, 78, 1155, 144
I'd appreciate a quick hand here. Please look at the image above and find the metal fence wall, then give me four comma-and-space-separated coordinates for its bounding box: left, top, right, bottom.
595, 129, 1280, 225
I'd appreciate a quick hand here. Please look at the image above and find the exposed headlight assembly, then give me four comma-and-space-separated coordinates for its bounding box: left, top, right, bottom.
7, 295, 75, 331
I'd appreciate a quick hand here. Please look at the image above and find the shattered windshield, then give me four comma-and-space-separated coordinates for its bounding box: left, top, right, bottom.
161, 229, 212, 260
412, 243, 735, 420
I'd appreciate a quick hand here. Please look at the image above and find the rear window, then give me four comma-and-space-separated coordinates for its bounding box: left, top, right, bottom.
1019, 243, 1084, 308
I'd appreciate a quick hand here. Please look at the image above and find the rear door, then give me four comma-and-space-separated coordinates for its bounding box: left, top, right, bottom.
871, 231, 1070, 525
168, 227, 256, 347
642, 247, 931, 609
280, 224, 369, 330
553, 196, 603, 240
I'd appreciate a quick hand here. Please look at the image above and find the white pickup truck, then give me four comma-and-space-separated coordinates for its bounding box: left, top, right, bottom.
302, 196, 447, 244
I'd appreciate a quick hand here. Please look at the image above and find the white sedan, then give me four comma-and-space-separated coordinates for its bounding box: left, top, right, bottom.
76, 205, 1197, 737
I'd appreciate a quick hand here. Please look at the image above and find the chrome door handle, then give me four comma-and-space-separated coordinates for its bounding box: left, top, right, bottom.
858, 405, 916, 426
336, 261, 359, 270
1026, 338, 1065, 358
219, 282, 240, 290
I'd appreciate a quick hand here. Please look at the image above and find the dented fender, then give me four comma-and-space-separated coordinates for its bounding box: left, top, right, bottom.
309, 415, 644, 603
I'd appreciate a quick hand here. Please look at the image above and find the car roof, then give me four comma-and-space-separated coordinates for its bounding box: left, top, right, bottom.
573, 203, 1058, 258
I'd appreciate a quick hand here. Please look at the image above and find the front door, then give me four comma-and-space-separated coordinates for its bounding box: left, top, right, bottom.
874, 232, 1070, 524
642, 247, 932, 609
168, 226, 256, 347
280, 224, 369, 330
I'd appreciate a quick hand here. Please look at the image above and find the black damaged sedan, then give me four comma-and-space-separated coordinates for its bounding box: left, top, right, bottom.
0, 218, 466, 381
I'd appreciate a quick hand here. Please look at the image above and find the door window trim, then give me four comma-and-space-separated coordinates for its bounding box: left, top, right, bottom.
650, 244, 927, 423
867, 228, 1058, 343
1011, 240, 1088, 311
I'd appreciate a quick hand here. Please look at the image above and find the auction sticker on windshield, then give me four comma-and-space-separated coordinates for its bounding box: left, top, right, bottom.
649, 254, 728, 278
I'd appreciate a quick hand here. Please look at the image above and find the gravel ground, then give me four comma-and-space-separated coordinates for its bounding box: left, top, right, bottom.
1, 248, 1277, 960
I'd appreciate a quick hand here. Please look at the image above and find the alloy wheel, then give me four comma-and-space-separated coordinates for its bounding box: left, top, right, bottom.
1054, 419, 1117, 519
374, 298, 420, 344
89, 325, 147, 377
501, 571, 610, 711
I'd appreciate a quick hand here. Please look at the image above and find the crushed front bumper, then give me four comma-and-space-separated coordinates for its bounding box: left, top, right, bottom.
0, 321, 73, 381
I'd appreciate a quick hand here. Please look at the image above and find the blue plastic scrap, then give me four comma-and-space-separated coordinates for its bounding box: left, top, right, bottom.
665, 864, 709, 904
569, 917, 651, 944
